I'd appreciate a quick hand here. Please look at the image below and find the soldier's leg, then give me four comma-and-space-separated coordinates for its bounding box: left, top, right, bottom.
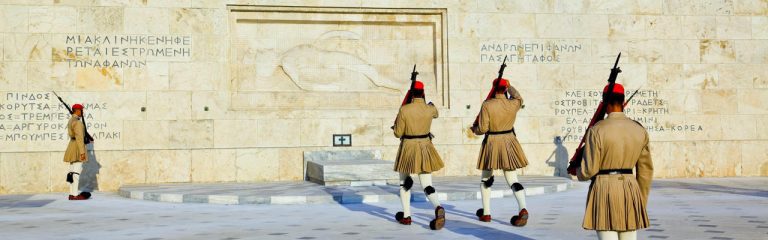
596, 231, 619, 240
418, 173, 445, 230
505, 170, 529, 226
418, 173, 441, 207
68, 162, 82, 196
397, 172, 413, 220
617, 231, 636, 240
479, 170, 493, 216
503, 170, 527, 210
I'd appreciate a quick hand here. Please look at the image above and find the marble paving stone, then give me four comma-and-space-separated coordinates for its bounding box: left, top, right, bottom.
118, 176, 572, 205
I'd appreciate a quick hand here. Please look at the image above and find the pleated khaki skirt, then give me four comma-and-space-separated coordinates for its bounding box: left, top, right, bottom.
476, 133, 528, 170
583, 174, 650, 231
393, 138, 444, 174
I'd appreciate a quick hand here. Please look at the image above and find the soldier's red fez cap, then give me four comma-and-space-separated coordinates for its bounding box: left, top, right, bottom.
413, 81, 424, 90
603, 83, 624, 95
72, 104, 84, 110
493, 78, 509, 88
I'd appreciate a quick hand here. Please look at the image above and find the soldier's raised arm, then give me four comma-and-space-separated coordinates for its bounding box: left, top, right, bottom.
507, 85, 523, 103
430, 103, 438, 119
636, 132, 654, 205
577, 128, 601, 181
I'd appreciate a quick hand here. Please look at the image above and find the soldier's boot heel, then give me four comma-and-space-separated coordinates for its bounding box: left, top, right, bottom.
511, 208, 528, 227
429, 206, 445, 230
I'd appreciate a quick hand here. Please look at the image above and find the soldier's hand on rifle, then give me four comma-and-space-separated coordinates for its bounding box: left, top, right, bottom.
80, 153, 86, 161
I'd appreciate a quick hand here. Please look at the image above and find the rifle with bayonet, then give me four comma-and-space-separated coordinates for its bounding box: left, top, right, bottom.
391, 65, 420, 130
471, 56, 509, 129
567, 53, 622, 175
53, 91, 94, 144
401, 65, 419, 106
624, 87, 641, 108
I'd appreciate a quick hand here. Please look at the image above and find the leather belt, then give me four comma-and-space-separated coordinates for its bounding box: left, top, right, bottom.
486, 129, 514, 135
597, 169, 633, 175
401, 133, 432, 139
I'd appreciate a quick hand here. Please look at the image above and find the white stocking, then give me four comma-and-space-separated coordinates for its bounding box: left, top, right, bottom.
399, 172, 411, 217
418, 173, 441, 208
69, 162, 82, 196
480, 170, 492, 215
597, 231, 618, 240
504, 170, 527, 210
618, 231, 637, 240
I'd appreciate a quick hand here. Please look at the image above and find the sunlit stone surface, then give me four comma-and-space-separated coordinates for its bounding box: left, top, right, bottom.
0, 0, 765, 194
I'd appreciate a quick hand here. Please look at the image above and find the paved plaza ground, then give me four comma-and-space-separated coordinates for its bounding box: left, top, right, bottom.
1, 177, 766, 240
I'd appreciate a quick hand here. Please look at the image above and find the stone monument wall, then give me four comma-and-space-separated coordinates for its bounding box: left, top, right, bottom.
0, 0, 766, 194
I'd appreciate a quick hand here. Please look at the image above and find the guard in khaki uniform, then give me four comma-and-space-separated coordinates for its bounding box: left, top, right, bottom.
392, 81, 446, 230
63, 104, 90, 200
577, 83, 653, 240
471, 78, 529, 226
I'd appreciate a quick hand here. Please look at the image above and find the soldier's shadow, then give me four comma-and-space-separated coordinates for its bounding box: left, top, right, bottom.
328, 186, 533, 239
79, 143, 101, 192
546, 136, 570, 178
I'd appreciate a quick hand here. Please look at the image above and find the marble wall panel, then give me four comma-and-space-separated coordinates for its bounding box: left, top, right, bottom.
720, 115, 757, 140
145, 150, 191, 183
124, 7, 170, 34
741, 141, 768, 176
78, 7, 124, 33
716, 16, 752, 39
3, 34, 51, 62
734, 0, 768, 15
430, 117, 464, 145
0, 6, 29, 33
29, 6, 76, 33
300, 118, 343, 147
737, 89, 768, 114
146, 91, 192, 120
0, 61, 27, 91
341, 118, 383, 147
536, 14, 609, 39
257, 118, 301, 147
213, 120, 259, 148
753, 17, 768, 39
277, 148, 304, 181
681, 16, 717, 39
734, 40, 768, 64
608, 15, 647, 39
92, 150, 148, 191
235, 148, 279, 182
123, 120, 170, 149
191, 149, 236, 182
645, 16, 683, 39
169, 120, 214, 149
0, 152, 51, 194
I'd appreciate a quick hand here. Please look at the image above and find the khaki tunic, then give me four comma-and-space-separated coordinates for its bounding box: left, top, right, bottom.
578, 112, 653, 231
393, 98, 444, 174
63, 114, 87, 163
473, 87, 529, 170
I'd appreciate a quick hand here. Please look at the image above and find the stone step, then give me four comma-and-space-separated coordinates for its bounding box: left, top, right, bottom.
306, 159, 399, 186
303, 150, 398, 186
118, 176, 574, 205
